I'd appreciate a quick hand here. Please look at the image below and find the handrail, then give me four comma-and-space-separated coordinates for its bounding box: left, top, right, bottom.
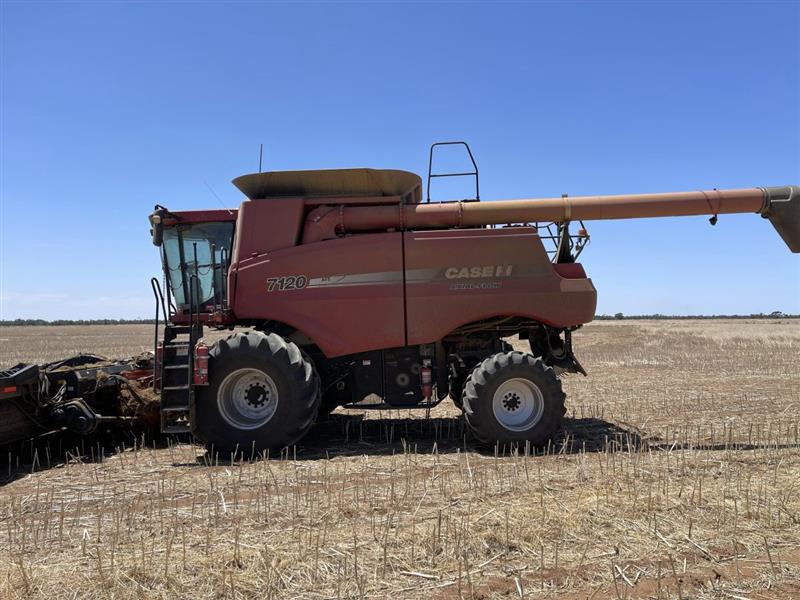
191, 243, 200, 334
220, 247, 229, 310
426, 141, 480, 203
210, 243, 219, 313
150, 277, 166, 390
189, 273, 201, 339
159, 245, 175, 319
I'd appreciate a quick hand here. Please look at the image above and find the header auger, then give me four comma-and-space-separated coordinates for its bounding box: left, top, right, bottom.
147, 143, 798, 455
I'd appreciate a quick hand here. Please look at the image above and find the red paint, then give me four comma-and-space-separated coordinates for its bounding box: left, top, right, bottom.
553, 263, 587, 279
231, 232, 406, 357
234, 198, 306, 257
120, 369, 153, 381
164, 208, 237, 226
228, 225, 595, 356
403, 228, 595, 346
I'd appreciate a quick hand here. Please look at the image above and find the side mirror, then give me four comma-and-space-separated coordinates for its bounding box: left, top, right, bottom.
149, 208, 165, 246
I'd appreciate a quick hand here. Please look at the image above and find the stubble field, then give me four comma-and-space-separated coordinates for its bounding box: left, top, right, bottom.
0, 320, 798, 599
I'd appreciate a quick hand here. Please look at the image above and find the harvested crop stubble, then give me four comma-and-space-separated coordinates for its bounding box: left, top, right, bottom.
1, 319, 799, 599
0, 324, 240, 367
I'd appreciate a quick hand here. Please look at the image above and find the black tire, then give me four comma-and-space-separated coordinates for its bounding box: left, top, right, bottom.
317, 377, 353, 418
450, 340, 513, 410
194, 331, 320, 456
462, 351, 565, 446
317, 392, 341, 418
450, 374, 468, 409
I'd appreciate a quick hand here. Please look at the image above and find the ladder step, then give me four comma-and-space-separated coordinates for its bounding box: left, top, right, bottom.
163, 385, 191, 391
161, 408, 191, 433
161, 407, 191, 433
167, 325, 192, 332
164, 365, 190, 370
163, 425, 191, 434
162, 401, 191, 410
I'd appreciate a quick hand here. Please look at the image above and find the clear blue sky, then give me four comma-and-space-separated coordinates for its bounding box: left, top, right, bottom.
1, 1, 798, 320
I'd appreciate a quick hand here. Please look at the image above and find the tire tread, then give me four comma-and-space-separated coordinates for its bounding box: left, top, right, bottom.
195, 330, 320, 455
461, 350, 565, 446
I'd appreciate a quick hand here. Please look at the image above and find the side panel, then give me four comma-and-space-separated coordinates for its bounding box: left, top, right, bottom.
403, 227, 597, 345
231, 233, 405, 357
233, 198, 306, 257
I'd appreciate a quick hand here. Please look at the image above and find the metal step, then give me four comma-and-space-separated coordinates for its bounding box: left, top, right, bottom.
161, 373, 190, 389
163, 425, 191, 434
167, 325, 193, 334
164, 365, 190, 370
161, 408, 191, 433
162, 397, 191, 410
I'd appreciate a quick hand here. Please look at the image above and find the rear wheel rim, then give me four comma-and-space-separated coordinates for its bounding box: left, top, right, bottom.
492, 377, 544, 431
217, 368, 279, 430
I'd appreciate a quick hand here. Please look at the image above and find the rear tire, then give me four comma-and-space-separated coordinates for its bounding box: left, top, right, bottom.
462, 351, 565, 446
194, 331, 320, 456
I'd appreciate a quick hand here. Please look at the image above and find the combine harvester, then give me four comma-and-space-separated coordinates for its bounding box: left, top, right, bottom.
2, 143, 797, 451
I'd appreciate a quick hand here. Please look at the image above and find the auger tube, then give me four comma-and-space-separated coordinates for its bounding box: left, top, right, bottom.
303, 185, 800, 252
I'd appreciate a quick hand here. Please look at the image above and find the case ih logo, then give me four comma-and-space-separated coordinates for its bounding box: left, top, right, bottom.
444, 265, 514, 279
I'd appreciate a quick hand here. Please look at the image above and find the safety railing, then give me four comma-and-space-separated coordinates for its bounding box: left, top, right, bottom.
426, 141, 480, 203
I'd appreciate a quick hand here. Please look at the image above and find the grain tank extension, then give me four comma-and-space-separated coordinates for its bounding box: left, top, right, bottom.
148, 144, 798, 453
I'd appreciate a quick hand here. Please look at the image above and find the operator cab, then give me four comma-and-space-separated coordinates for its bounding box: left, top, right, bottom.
149, 207, 237, 318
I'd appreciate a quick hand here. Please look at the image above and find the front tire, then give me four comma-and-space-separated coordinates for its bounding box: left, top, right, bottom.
450, 340, 513, 410
462, 351, 565, 446
195, 331, 320, 456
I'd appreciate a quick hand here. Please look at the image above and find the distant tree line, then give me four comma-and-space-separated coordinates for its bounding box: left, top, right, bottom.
595, 311, 797, 320
1, 313, 796, 326
0, 319, 156, 326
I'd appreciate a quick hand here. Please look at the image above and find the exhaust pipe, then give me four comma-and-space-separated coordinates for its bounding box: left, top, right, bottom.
761, 186, 800, 253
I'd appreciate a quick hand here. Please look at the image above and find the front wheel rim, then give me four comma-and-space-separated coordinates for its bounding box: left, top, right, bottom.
217, 368, 279, 430
492, 377, 545, 432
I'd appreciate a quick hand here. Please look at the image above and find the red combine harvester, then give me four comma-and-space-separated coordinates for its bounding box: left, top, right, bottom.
145, 143, 798, 454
